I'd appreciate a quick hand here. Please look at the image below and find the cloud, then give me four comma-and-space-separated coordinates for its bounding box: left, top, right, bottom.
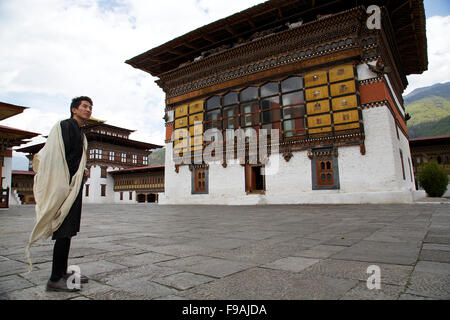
405, 15, 450, 94
0, 0, 265, 151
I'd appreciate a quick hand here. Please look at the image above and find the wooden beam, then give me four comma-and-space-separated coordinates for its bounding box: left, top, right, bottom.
202, 34, 215, 43
391, 0, 409, 16
225, 26, 236, 36
395, 21, 414, 33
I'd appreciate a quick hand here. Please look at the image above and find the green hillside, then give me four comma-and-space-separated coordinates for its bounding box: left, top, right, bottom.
405, 82, 450, 138
148, 148, 165, 165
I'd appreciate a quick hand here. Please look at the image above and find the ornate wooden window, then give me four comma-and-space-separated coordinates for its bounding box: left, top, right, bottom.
400, 149, 406, 180
101, 166, 107, 178
191, 166, 208, 194
109, 151, 115, 161
311, 148, 339, 190
143, 156, 148, 165
240, 87, 259, 128
223, 92, 239, 130
316, 158, 334, 186
281, 77, 306, 138
132, 154, 138, 164
121, 153, 126, 163
408, 157, 413, 182
261, 82, 281, 130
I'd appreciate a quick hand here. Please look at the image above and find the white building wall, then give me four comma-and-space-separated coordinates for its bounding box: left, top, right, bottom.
2, 156, 21, 206
114, 190, 136, 203
83, 165, 115, 204
163, 105, 418, 205
161, 63, 419, 204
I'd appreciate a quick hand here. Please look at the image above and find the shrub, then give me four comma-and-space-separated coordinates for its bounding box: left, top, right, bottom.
417, 160, 449, 197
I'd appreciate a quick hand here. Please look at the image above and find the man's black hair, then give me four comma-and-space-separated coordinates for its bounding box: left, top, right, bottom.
70, 96, 93, 118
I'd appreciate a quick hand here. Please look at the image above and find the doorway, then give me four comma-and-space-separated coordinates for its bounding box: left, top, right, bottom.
245, 164, 265, 194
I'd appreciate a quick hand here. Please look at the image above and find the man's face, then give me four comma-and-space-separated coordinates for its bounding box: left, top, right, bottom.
72, 100, 92, 121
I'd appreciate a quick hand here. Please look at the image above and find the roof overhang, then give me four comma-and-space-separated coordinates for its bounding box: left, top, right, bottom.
109, 165, 165, 175
85, 132, 162, 150
126, 0, 427, 77
0, 102, 28, 121
0, 125, 39, 148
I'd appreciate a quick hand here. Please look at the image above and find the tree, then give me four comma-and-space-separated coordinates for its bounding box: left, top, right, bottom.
417, 160, 449, 197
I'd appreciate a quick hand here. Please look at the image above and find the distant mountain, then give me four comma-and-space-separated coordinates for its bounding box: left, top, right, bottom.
405, 82, 450, 105
148, 147, 165, 166
405, 82, 450, 138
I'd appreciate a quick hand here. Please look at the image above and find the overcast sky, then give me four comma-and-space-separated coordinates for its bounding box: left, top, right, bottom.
1, 0, 449, 170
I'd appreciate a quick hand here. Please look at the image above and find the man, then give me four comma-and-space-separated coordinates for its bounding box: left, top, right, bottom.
25, 96, 92, 292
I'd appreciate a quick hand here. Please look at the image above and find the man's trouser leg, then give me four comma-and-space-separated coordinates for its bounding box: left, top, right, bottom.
50, 237, 71, 282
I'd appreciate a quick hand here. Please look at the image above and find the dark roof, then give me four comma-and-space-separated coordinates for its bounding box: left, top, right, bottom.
12, 170, 35, 176
82, 122, 135, 133
409, 135, 450, 147
0, 101, 27, 121
126, 0, 427, 77
109, 165, 165, 175
84, 131, 162, 150
16, 133, 162, 154
15, 142, 45, 154
0, 125, 39, 147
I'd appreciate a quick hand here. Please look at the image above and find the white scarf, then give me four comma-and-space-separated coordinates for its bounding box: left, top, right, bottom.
25, 120, 87, 272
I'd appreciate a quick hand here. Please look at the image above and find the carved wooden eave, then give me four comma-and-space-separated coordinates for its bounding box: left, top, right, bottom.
126, 0, 427, 80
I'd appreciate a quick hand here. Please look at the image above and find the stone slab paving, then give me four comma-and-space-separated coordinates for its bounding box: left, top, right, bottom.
0, 203, 449, 300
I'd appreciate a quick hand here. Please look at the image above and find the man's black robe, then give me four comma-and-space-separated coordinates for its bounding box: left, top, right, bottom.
52, 118, 84, 239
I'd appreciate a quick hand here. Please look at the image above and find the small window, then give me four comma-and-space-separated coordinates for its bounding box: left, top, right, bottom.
143, 156, 148, 165
121, 153, 126, 163
120, 192, 123, 201
283, 118, 306, 137
400, 149, 406, 180
205, 109, 222, 130
223, 92, 238, 106
129, 192, 133, 200
101, 166, 107, 178
260, 82, 278, 97
223, 105, 239, 129
206, 96, 221, 110
281, 77, 304, 92
109, 151, 115, 161
282, 105, 305, 119
408, 158, 413, 182
395, 119, 400, 139
132, 154, 138, 164
192, 167, 208, 194
312, 149, 339, 190
101, 184, 106, 197
282, 91, 305, 106
85, 184, 89, 197
240, 87, 258, 102
240, 102, 259, 127
261, 96, 280, 110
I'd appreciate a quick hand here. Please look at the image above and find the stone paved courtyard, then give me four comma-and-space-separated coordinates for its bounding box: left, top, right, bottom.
0, 202, 449, 300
